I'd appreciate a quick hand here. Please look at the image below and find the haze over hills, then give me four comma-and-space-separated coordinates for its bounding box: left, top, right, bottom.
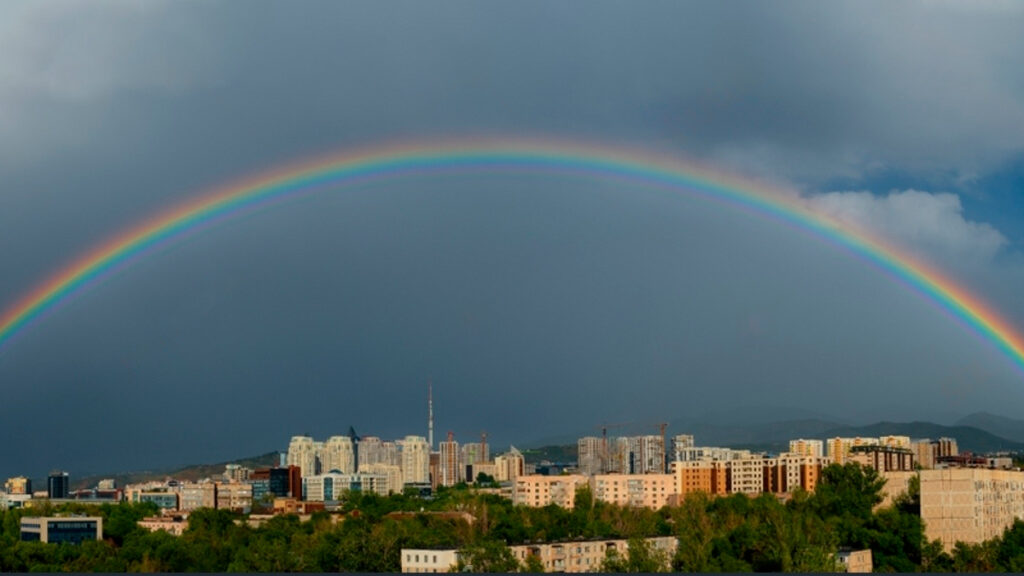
955, 412, 1024, 445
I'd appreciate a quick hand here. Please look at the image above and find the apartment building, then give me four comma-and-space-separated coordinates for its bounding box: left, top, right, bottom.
848, 445, 915, 473
670, 460, 728, 497
513, 475, 588, 509
590, 474, 675, 509
921, 467, 1024, 551
401, 537, 677, 573
578, 436, 605, 476
788, 439, 824, 458
494, 447, 525, 482
399, 436, 431, 485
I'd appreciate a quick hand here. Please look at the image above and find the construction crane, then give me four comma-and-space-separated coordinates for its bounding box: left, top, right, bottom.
594, 422, 631, 474
656, 422, 669, 473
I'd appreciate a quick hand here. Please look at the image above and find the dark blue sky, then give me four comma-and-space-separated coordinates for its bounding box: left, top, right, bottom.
1, 1, 1023, 479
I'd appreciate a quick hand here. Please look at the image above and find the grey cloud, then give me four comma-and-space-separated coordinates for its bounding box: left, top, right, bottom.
806, 189, 1009, 264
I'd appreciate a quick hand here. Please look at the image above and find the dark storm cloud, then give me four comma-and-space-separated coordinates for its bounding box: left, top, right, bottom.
1, 1, 1023, 478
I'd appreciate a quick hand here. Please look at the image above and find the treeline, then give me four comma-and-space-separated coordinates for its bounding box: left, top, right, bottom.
1, 464, 1024, 572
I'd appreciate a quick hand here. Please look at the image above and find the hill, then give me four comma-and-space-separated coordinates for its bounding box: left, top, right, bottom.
820, 421, 1024, 454
956, 412, 1024, 444
68, 452, 280, 491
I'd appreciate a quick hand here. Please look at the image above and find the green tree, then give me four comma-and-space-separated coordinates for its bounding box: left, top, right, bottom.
457, 539, 520, 573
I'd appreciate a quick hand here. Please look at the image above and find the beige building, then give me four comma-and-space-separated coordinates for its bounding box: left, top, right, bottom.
848, 445, 915, 473
788, 439, 824, 458
322, 436, 356, 474
921, 467, 1024, 551
494, 447, 526, 482
439, 436, 460, 487
879, 435, 912, 449
4, 477, 31, 495
399, 435, 431, 485
827, 437, 880, 465
671, 460, 728, 497
215, 482, 252, 511
513, 475, 588, 509
578, 436, 605, 476
727, 457, 766, 495
402, 549, 460, 573
287, 436, 319, 478
837, 549, 873, 573
400, 537, 677, 573
878, 470, 917, 508
138, 515, 188, 537
590, 474, 675, 508
361, 463, 404, 493
178, 482, 217, 511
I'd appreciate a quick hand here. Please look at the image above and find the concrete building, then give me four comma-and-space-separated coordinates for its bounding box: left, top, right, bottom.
439, 434, 460, 487
727, 457, 766, 495
138, 515, 188, 537
837, 549, 873, 573
788, 439, 824, 458
879, 435, 912, 449
513, 475, 588, 509
21, 516, 102, 544
47, 471, 69, 499
178, 482, 217, 511
590, 474, 675, 508
4, 477, 31, 495
322, 436, 356, 474
675, 446, 752, 462
509, 537, 677, 573
494, 447, 526, 482
223, 464, 252, 483
360, 463, 404, 494
250, 466, 302, 503
671, 435, 695, 462
399, 435, 431, 485
848, 445, 915, 473
827, 437, 879, 465
578, 436, 605, 476
401, 537, 678, 573
921, 467, 1024, 551
671, 460, 728, 497
215, 482, 252, 512
129, 491, 179, 510
287, 436, 319, 478
402, 549, 461, 573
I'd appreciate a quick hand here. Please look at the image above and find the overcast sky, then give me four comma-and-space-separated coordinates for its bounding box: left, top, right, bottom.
2, 1, 1024, 479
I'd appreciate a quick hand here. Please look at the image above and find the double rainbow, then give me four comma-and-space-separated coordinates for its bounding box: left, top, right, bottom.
1, 138, 1022, 374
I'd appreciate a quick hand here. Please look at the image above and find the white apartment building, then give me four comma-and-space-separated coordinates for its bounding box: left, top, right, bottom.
322, 436, 356, 474
287, 436, 319, 478
578, 437, 605, 476
399, 436, 431, 485
788, 439, 824, 458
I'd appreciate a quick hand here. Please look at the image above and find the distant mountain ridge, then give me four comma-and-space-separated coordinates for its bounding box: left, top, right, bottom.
67, 452, 280, 491
956, 412, 1024, 444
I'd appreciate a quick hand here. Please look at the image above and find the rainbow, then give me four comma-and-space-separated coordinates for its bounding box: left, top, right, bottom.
1, 137, 1023, 374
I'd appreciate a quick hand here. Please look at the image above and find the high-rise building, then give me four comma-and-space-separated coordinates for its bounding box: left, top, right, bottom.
47, 471, 69, 499
250, 466, 302, 502
578, 437, 605, 476
439, 433, 460, 487
4, 477, 31, 495
921, 468, 1024, 551
322, 436, 356, 474
359, 437, 384, 470
287, 436, 319, 478
494, 447, 525, 482
671, 435, 695, 462
788, 439, 824, 458
398, 435, 430, 485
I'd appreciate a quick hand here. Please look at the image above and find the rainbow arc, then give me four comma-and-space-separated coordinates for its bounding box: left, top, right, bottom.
1, 138, 1022, 374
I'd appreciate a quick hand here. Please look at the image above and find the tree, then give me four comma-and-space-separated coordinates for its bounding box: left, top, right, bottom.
600, 537, 669, 573
457, 540, 520, 573
520, 552, 546, 573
